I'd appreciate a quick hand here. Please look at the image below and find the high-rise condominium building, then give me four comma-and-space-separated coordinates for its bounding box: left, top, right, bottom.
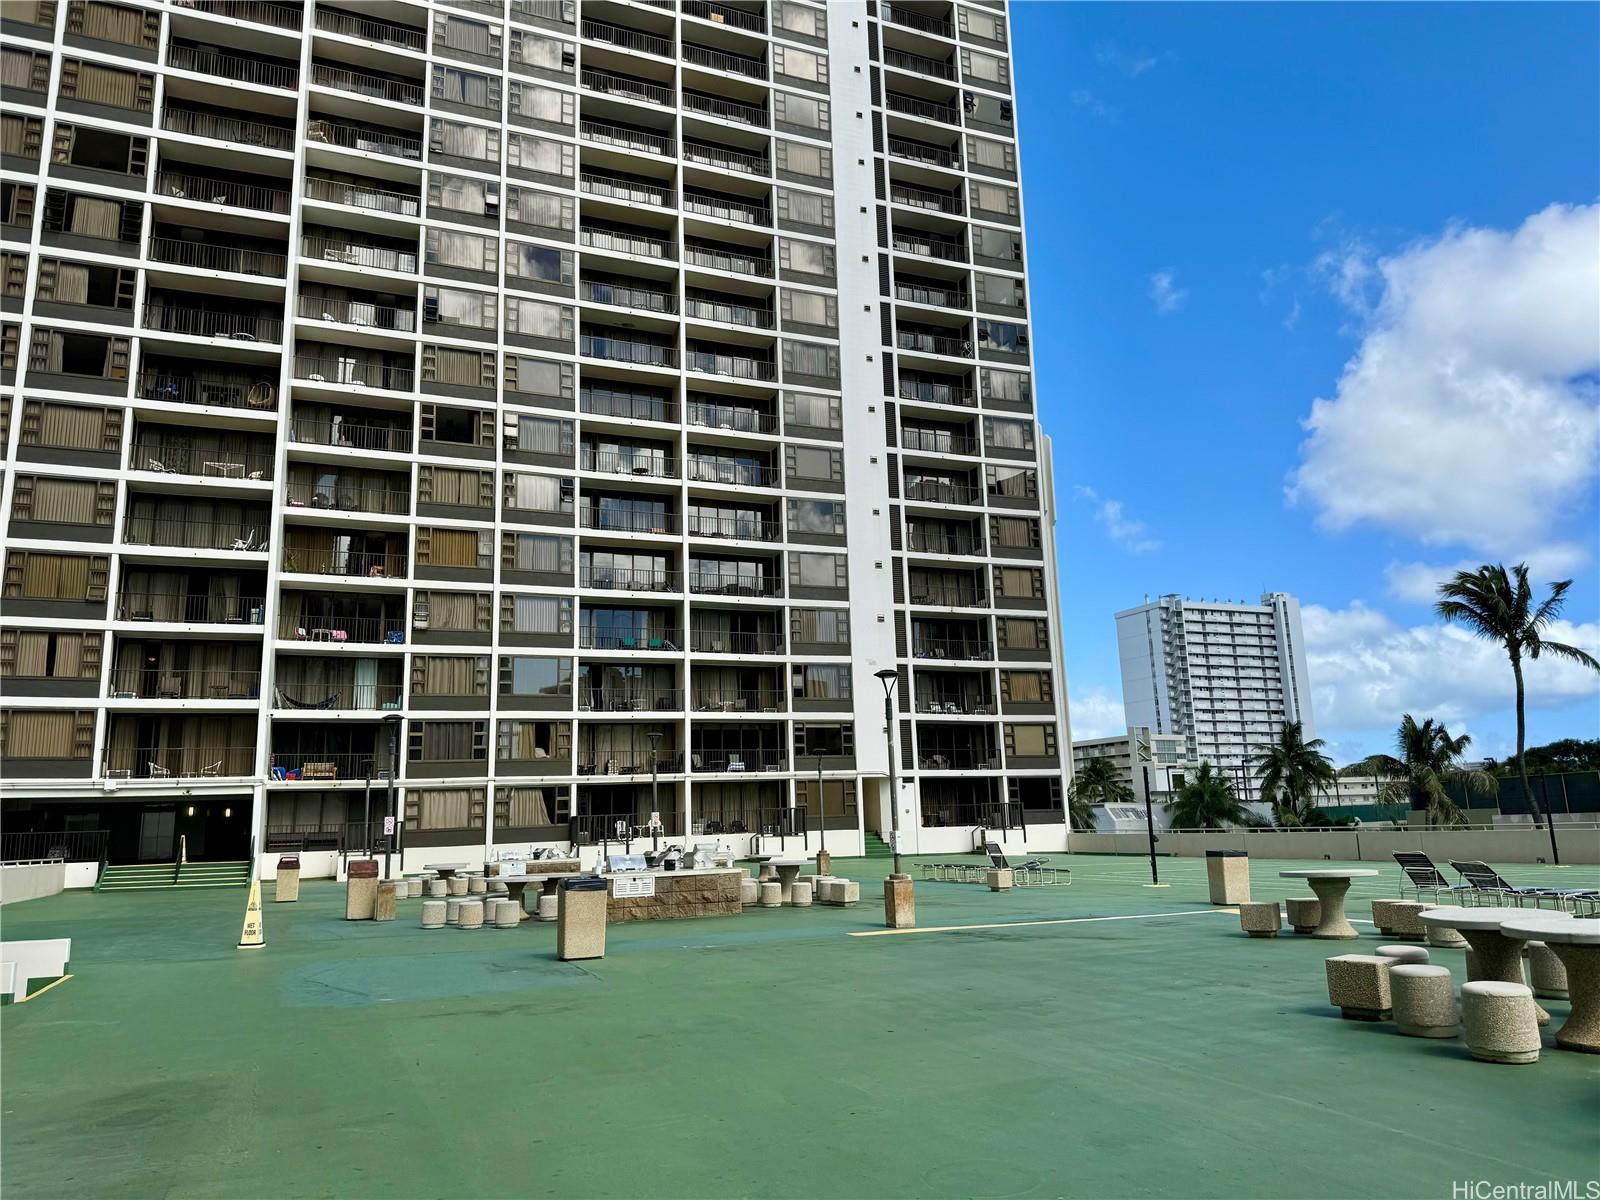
0, 0, 1068, 875
1114, 593, 1313, 791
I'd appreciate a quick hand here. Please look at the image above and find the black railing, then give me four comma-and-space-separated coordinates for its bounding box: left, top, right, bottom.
130, 445, 274, 479
283, 480, 411, 516
580, 171, 672, 207
579, 567, 681, 593
893, 233, 967, 263
580, 225, 675, 260
142, 305, 284, 343
305, 119, 422, 161
916, 749, 1000, 771
581, 120, 673, 156
272, 682, 405, 711
1, 829, 110, 864
896, 281, 969, 308
576, 629, 681, 651
149, 237, 287, 277
684, 243, 772, 277
312, 62, 424, 107
267, 753, 381, 782
906, 582, 986, 607
891, 183, 963, 215
167, 42, 299, 89
155, 170, 291, 214
919, 803, 1026, 833
301, 235, 418, 273
683, 0, 765, 32
887, 136, 960, 169
683, 140, 768, 176
314, 7, 426, 50
582, 18, 672, 57
912, 638, 993, 661
689, 627, 784, 651
687, 401, 776, 433
581, 335, 677, 368
686, 349, 776, 380
302, 176, 422, 217
686, 459, 780, 487
578, 689, 684, 712
579, 509, 680, 535
108, 669, 261, 701
883, 4, 954, 37
684, 295, 774, 328
899, 377, 976, 407
289, 418, 413, 453
905, 480, 983, 506
580, 448, 678, 478
279, 613, 405, 644
906, 529, 984, 555
293, 357, 415, 391
105, 747, 257, 779
916, 694, 996, 716
580, 389, 677, 422
902, 428, 980, 456
694, 691, 783, 713
162, 106, 295, 151
281, 550, 409, 579
119, 592, 266, 624
582, 68, 672, 106
298, 294, 417, 332
580, 279, 677, 314
136, 371, 278, 411
576, 752, 684, 777
185, 0, 302, 31
691, 749, 785, 773
683, 191, 769, 226
683, 43, 766, 79
123, 518, 269, 552
682, 91, 768, 128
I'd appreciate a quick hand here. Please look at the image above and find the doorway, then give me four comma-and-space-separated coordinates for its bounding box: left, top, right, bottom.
138, 808, 176, 861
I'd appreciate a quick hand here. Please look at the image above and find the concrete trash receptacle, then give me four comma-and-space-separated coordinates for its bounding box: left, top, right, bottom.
557, 875, 608, 961
374, 881, 398, 922
345, 859, 379, 920
1205, 849, 1250, 905
275, 856, 301, 902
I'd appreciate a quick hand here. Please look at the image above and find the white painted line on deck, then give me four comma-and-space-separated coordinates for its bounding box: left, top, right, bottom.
849, 908, 1235, 937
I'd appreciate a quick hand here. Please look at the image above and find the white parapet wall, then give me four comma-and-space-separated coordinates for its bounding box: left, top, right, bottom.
0, 862, 66, 906
1068, 826, 1600, 865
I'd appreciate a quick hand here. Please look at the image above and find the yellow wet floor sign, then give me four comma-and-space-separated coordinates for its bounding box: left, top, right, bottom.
237, 879, 266, 950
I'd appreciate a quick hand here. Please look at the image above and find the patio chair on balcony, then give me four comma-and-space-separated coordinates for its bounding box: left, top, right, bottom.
230, 529, 259, 552
148, 762, 172, 778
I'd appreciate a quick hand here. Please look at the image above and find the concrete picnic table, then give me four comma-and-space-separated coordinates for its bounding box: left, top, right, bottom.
497, 872, 579, 921
750, 856, 810, 903
1499, 913, 1596, 1049
425, 863, 468, 879
1278, 868, 1378, 939
1420, 905, 1572, 1027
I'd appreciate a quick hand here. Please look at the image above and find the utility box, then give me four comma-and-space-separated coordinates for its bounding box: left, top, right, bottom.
557, 875, 608, 961
1206, 849, 1251, 905
275, 856, 301, 902
345, 859, 379, 920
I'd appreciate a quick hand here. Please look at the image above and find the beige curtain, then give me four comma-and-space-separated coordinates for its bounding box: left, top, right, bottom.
2, 49, 38, 89
81, 1, 149, 46
424, 528, 479, 567
443, 16, 492, 54
5, 710, 74, 757
20, 553, 86, 599
503, 787, 555, 827
13, 632, 48, 677
999, 567, 1036, 599
424, 592, 479, 631
71, 62, 143, 109
416, 656, 480, 696
39, 401, 102, 449
430, 346, 487, 385
32, 478, 97, 524
428, 467, 484, 507
415, 788, 475, 830
419, 723, 475, 761
69, 195, 119, 239
1005, 672, 1043, 703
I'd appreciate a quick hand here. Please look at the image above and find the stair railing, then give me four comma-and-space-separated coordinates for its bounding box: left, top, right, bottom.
174, 835, 187, 884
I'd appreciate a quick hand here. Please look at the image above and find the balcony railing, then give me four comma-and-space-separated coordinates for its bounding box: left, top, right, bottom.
687, 513, 781, 541
899, 376, 976, 407
682, 0, 765, 33
898, 329, 972, 357
887, 135, 960, 169
142, 304, 284, 343
683, 191, 769, 226
576, 751, 683, 776
691, 749, 785, 773
905, 480, 983, 506
581, 18, 672, 57
694, 691, 783, 713
302, 176, 422, 218
284, 480, 411, 516
314, 7, 426, 50
682, 91, 768, 128
578, 689, 683, 712
895, 281, 969, 308
689, 572, 783, 597
687, 459, 780, 487
293, 356, 415, 392
580, 448, 677, 479
301, 235, 418, 274
581, 68, 673, 106
907, 582, 986, 607
883, 47, 956, 80
580, 171, 672, 207
580, 225, 675, 260
288, 417, 413, 453
684, 243, 772, 277
312, 63, 424, 107
687, 350, 776, 381
581, 119, 673, 157
106, 747, 257, 779
906, 529, 984, 555
108, 668, 261, 701
136, 371, 278, 412
580, 279, 677, 315
886, 92, 959, 125
130, 445, 274, 480
579, 509, 681, 535
162, 107, 295, 151
891, 182, 963, 215
893, 232, 967, 263
916, 695, 997, 716
281, 549, 409, 579
902, 428, 979, 456
123, 517, 268, 553
687, 400, 776, 434
580, 334, 677, 368
683, 43, 766, 80
279, 613, 406, 644
911, 637, 993, 661
268, 752, 382, 782
580, 388, 677, 422
297, 294, 417, 332
305, 119, 422, 161
917, 750, 1000, 771
883, 4, 954, 37
118, 592, 266, 624
167, 42, 299, 89
155, 170, 291, 215
0, 829, 110, 864
272, 682, 404, 711
183, 0, 303, 31
683, 140, 768, 176
579, 567, 681, 593
576, 630, 681, 651
149, 237, 287, 277
690, 627, 783, 653
684, 295, 774, 329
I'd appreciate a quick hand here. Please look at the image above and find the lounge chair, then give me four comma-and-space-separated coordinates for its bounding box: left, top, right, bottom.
984, 841, 1068, 887
1449, 860, 1600, 912
1392, 852, 1472, 903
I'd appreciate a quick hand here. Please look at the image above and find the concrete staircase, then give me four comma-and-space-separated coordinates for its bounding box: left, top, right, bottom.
97, 860, 252, 892
862, 832, 894, 861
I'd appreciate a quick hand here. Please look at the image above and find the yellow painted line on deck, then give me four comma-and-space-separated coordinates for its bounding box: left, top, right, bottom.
22, 974, 73, 1002
849, 908, 1236, 937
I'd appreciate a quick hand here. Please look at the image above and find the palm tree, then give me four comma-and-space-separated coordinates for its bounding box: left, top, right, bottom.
1436, 564, 1600, 827
1341, 714, 1495, 827
1251, 721, 1336, 826
1067, 756, 1133, 830
1165, 763, 1246, 829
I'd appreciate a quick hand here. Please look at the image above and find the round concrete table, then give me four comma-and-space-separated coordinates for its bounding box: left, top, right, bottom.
1278, 869, 1379, 939
425, 863, 468, 879
1420, 906, 1571, 1027
1500, 914, 1599, 1052
496, 875, 536, 921
766, 857, 810, 903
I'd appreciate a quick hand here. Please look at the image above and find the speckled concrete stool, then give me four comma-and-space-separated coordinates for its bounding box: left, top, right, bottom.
1462, 981, 1541, 1064
1325, 954, 1393, 1020
445, 896, 465, 924
985, 868, 1013, 892
536, 893, 559, 922
1377, 944, 1430, 967
1371, 899, 1424, 938
740, 877, 759, 906
1238, 901, 1282, 938
494, 899, 520, 928
1526, 941, 1569, 1000
791, 880, 813, 907
468, 876, 487, 895
427, 878, 448, 898
490, 880, 508, 895
459, 899, 484, 929
1386, 900, 1430, 940
421, 900, 446, 929
759, 881, 782, 908
447, 876, 468, 897
1285, 897, 1322, 935
837, 880, 860, 906
1390, 964, 1458, 1038
407, 878, 424, 899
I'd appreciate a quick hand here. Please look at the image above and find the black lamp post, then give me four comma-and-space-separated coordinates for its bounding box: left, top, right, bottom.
646, 730, 662, 852
814, 753, 827, 857
380, 713, 402, 879
875, 668, 903, 877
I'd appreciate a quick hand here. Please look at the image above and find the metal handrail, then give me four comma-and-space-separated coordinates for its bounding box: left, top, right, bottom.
687, 401, 776, 433
581, 119, 672, 156
683, 140, 768, 176
122, 517, 270, 552
688, 574, 783, 599
305, 119, 422, 160
162, 105, 294, 150
578, 689, 684, 711
289, 417, 413, 453
293, 356, 415, 391
0, 829, 110, 865
893, 233, 967, 263
118, 592, 267, 623
578, 567, 682, 593
183, 0, 302, 31
136, 371, 278, 411
682, 90, 768, 128
314, 7, 426, 50
301, 235, 418, 273
268, 752, 382, 781
902, 428, 980, 456
691, 750, 786, 773
897, 329, 972, 357
107, 669, 262, 701
905, 480, 983, 506
683, 42, 766, 79
685, 349, 776, 380
684, 295, 774, 328
884, 47, 956, 79
580, 171, 672, 207
580, 279, 677, 314
283, 480, 411, 516
104, 749, 258, 779
916, 694, 996, 715
682, 0, 765, 32
576, 752, 684, 776
917, 751, 1001, 771
683, 190, 769, 225
149, 236, 287, 277
298, 293, 417, 332
278, 613, 406, 643
899, 377, 977, 407
155, 170, 291, 214
578, 509, 681, 535
686, 458, 780, 487
883, 4, 954, 37
687, 513, 781, 541
888, 135, 961, 169
167, 42, 298, 89
906, 582, 987, 607
130, 445, 275, 478
576, 630, 682, 650
580, 448, 678, 478
312, 62, 424, 107
581, 68, 672, 106
906, 528, 984, 555
302, 176, 422, 217
581, 334, 678, 368
142, 304, 284, 343
695, 690, 785, 713
581, 18, 672, 57
886, 92, 959, 125
684, 244, 772, 276
895, 281, 969, 308
911, 637, 993, 661
891, 183, 963, 214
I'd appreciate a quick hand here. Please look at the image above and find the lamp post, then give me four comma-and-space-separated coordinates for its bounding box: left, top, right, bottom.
380, 712, 402, 879
875, 669, 903, 877
814, 753, 827, 858
646, 730, 662, 853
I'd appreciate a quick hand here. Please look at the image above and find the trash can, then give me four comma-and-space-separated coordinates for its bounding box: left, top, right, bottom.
557, 875, 609, 961
346, 858, 380, 920
1206, 849, 1251, 905
275, 856, 301, 903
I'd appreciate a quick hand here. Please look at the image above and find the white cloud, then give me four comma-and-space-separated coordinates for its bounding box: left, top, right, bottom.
1384, 543, 1593, 604
1093, 42, 1165, 77
1290, 203, 1600, 551
1301, 602, 1600, 740
1069, 687, 1127, 742
1070, 89, 1118, 123
1148, 270, 1188, 314
1075, 486, 1162, 554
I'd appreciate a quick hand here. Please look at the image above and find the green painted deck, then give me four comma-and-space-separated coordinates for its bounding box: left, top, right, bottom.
3, 854, 1598, 1199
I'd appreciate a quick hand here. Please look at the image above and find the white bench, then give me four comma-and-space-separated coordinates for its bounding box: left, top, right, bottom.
0, 938, 71, 1002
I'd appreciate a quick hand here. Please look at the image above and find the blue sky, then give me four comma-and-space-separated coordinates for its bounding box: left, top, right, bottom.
1012, 2, 1600, 763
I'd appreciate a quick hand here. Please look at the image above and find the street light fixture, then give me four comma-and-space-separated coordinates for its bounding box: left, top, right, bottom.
380, 713, 402, 880
875, 668, 903, 877
646, 730, 663, 853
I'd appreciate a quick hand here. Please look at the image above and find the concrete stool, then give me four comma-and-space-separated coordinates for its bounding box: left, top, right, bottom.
490, 880, 508, 894
374, 881, 398, 922
985, 868, 1013, 892
1238, 901, 1282, 938
1526, 941, 1569, 1000
791, 880, 813, 907
838, 880, 860, 906
1370, 899, 1412, 937
459, 900, 484, 929
1462, 981, 1541, 1064
468, 876, 487, 895
759, 881, 782, 908
494, 900, 520, 929
421, 900, 446, 928
1285, 897, 1322, 935
407, 878, 424, 899
536, 893, 559, 922
1391, 964, 1459, 1038
427, 878, 448, 898
445, 896, 465, 925
740, 877, 759, 906
447, 876, 468, 896
1325, 955, 1393, 1021
1386, 900, 1430, 940
758, 863, 776, 882
1377, 944, 1430, 967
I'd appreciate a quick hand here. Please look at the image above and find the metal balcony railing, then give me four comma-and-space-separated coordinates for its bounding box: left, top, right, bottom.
136, 371, 278, 411
576, 630, 681, 651
883, 47, 956, 79
149, 236, 288, 277
183, 0, 303, 31
887, 136, 961, 169
579, 567, 681, 593
108, 668, 262, 701
901, 428, 979, 456
686, 350, 776, 381
576, 751, 683, 776
911, 637, 993, 661
886, 92, 960, 125
883, 4, 954, 37
686, 459, 779, 487
682, 91, 768, 128
130, 444, 274, 480
142, 304, 284, 343
895, 281, 969, 308
167, 42, 299, 89
580, 279, 677, 314
578, 689, 683, 712
687, 401, 776, 434
689, 572, 783, 598
683, 43, 766, 80
267, 752, 383, 782
905, 479, 983, 506
682, 0, 765, 32
580, 448, 678, 478
118, 591, 266, 623
581, 120, 673, 157
916, 694, 996, 716
580, 388, 677, 422
312, 63, 424, 107
899, 376, 976, 407
580, 171, 672, 207
579, 509, 681, 535
684, 243, 772, 277
897, 329, 972, 357
280, 549, 408, 579
283, 480, 411, 516
906, 529, 984, 555
293, 356, 415, 392
684, 295, 774, 329
691, 749, 785, 773
123, 517, 269, 552
155, 170, 291, 214
907, 582, 987, 607
682, 140, 768, 176
690, 627, 783, 651
106, 747, 257, 779
893, 232, 967, 263
683, 190, 769, 226
314, 7, 426, 50
580, 334, 677, 368
278, 613, 406, 644
694, 690, 783, 713
272, 682, 404, 711
298, 294, 417, 332
305, 119, 422, 161
302, 176, 421, 218
581, 18, 672, 57
580, 225, 675, 260
687, 513, 781, 541
162, 106, 295, 151
301, 235, 418, 274
891, 182, 964, 215
917, 750, 999, 771
288, 417, 413, 453
581, 68, 673, 106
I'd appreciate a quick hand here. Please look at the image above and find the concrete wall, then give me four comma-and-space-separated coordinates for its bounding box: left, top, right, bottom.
1068, 826, 1600, 865
0, 862, 66, 906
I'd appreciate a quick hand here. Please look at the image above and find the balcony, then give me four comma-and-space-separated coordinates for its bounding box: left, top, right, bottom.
688, 571, 782, 598
576, 628, 681, 651
886, 92, 960, 126
683, 43, 766, 80
301, 233, 418, 274
683, 140, 768, 177
883, 4, 954, 38
911, 636, 992, 662
687, 398, 776, 434
579, 508, 681, 535
917, 748, 998, 771
682, 0, 765, 33
682, 91, 768, 129
578, 688, 683, 713
580, 278, 677, 315
311, 62, 424, 107
684, 241, 772, 278
904, 478, 982, 506
907, 578, 987, 608
887, 135, 960, 170
105, 746, 257, 780
293, 355, 415, 392
302, 176, 422, 218
108, 667, 261, 702
273, 678, 404, 713
297, 294, 417, 333
686, 457, 779, 488
694, 689, 783, 714
579, 566, 681, 593
687, 512, 781, 542
149, 236, 288, 278
581, 68, 673, 106
580, 447, 678, 479
684, 292, 774, 329
883, 46, 956, 80
899, 373, 976, 408
580, 170, 672, 208
581, 18, 673, 57
691, 748, 785, 774
580, 385, 677, 422
901, 425, 979, 456
580, 224, 675, 260
906, 525, 983, 556
267, 751, 382, 782
305, 119, 422, 162
580, 333, 677, 369
281, 545, 408, 580
893, 231, 967, 263
167, 42, 300, 90
136, 369, 279, 412
155, 169, 291, 215
182, 0, 303, 31
284, 479, 410, 517
117, 590, 266, 624
142, 303, 284, 344
581, 119, 673, 157
278, 609, 406, 645
683, 189, 770, 226
897, 327, 972, 357
686, 347, 775, 382
313, 7, 426, 51
288, 413, 413, 453
162, 105, 295, 152
130, 441, 274, 481
576, 750, 682, 776
123, 515, 270, 553
890, 182, 964, 215
895, 279, 969, 309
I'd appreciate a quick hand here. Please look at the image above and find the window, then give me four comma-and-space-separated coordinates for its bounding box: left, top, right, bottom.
417, 527, 491, 568
506, 297, 573, 340
774, 46, 829, 84
497, 719, 570, 761
1005, 724, 1057, 758
414, 591, 490, 633
793, 664, 851, 701
428, 173, 500, 217
408, 721, 488, 762
404, 787, 486, 831
509, 81, 573, 125
0, 710, 95, 760
426, 229, 496, 272
506, 242, 573, 285
967, 134, 1015, 173
785, 392, 841, 432
977, 319, 1027, 353
991, 516, 1038, 549
504, 354, 572, 399
779, 238, 834, 276
59, 59, 153, 111
998, 617, 1047, 651
507, 133, 573, 180
499, 655, 572, 697
496, 785, 569, 828
504, 593, 573, 633
67, 1, 161, 49
507, 413, 573, 455
985, 417, 1035, 452
506, 473, 572, 513
787, 499, 845, 535
789, 552, 847, 589
1000, 671, 1052, 703
510, 29, 574, 74
433, 65, 500, 110
987, 465, 1037, 499
776, 140, 831, 181
775, 92, 829, 132
776, 188, 832, 228
430, 118, 500, 164
2, 181, 36, 228
787, 445, 842, 484
975, 226, 1022, 262
782, 289, 836, 328
507, 187, 572, 231
794, 723, 852, 758
977, 273, 1024, 309
425, 285, 496, 330
503, 534, 574, 576
36, 259, 135, 308
791, 608, 849, 645
0, 630, 102, 679
411, 655, 489, 697
4, 551, 109, 600
982, 368, 1032, 405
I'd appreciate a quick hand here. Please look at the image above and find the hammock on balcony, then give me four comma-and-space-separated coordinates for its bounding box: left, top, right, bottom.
274, 686, 338, 710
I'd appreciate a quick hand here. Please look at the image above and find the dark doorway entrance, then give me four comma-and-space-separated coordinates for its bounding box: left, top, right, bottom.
138, 809, 176, 860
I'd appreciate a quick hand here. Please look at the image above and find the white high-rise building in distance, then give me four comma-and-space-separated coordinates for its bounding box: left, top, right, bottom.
1114, 593, 1313, 792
